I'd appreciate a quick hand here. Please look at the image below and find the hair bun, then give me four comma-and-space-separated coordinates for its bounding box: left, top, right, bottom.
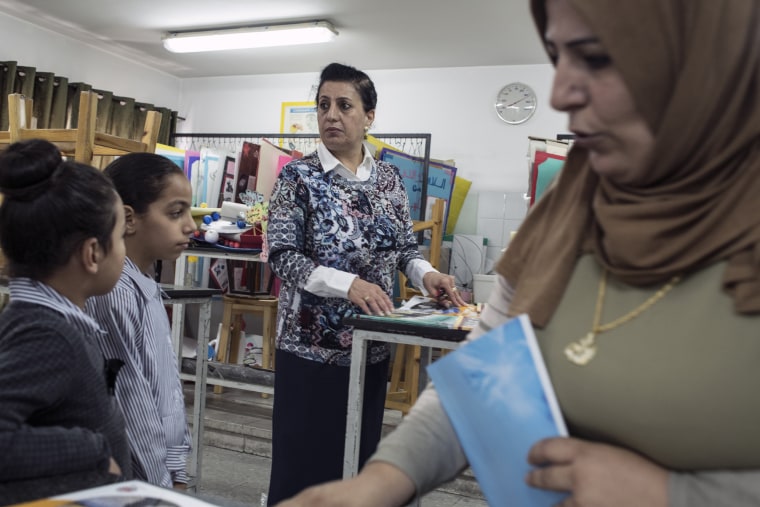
0, 139, 64, 201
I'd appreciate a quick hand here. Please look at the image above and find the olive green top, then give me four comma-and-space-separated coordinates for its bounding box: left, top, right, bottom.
372, 255, 760, 504
538, 255, 759, 470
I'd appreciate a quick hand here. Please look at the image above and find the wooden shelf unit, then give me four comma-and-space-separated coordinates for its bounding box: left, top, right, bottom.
1, 91, 161, 164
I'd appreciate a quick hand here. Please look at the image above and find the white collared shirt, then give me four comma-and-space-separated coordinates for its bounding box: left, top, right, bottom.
316, 141, 375, 181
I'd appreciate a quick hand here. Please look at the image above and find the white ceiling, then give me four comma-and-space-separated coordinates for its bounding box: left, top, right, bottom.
0, 0, 548, 79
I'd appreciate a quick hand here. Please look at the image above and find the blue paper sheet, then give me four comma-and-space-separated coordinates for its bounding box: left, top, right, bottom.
427, 314, 568, 507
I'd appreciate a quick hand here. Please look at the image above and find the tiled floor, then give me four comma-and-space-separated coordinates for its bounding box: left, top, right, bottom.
184, 385, 486, 507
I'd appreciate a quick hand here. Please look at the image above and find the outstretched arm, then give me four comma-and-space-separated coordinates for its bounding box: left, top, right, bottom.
276, 462, 416, 507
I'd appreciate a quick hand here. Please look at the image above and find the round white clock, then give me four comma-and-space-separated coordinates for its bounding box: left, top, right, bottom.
495, 82, 537, 125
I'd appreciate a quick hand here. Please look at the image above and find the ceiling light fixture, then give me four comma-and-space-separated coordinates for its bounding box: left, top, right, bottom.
162, 20, 338, 53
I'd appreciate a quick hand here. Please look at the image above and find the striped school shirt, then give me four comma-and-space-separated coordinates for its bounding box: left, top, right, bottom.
87, 257, 190, 487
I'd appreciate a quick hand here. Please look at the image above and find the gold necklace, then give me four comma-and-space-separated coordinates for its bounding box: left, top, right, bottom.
564, 269, 681, 366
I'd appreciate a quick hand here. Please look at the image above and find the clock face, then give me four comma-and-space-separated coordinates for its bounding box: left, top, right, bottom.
495, 82, 537, 125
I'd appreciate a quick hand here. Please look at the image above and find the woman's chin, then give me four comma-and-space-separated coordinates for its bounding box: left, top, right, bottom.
322, 136, 347, 149
588, 154, 634, 184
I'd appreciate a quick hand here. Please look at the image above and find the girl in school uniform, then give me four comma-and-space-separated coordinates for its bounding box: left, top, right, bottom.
87, 152, 197, 488
0, 139, 130, 503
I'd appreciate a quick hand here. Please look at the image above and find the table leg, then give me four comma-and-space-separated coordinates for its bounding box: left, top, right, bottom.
418, 346, 434, 392
171, 255, 188, 370
170, 303, 185, 371
188, 300, 211, 485
342, 331, 369, 478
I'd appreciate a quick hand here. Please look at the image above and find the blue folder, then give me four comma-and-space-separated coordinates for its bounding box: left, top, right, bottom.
428, 314, 568, 507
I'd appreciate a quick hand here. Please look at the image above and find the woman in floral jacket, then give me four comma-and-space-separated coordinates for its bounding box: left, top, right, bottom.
265, 62, 463, 505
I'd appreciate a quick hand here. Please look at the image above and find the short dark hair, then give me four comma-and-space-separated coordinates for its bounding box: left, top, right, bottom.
0, 139, 119, 279
316, 62, 378, 112
104, 152, 186, 213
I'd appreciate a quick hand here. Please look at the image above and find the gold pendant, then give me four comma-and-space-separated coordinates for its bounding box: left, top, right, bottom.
565, 332, 597, 366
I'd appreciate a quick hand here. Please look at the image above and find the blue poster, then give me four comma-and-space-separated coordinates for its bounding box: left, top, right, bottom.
379, 148, 425, 221
427, 160, 456, 232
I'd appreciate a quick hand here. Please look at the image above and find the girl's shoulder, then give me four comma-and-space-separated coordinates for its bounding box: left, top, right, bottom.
1, 301, 68, 324
86, 273, 146, 324
0, 302, 81, 353
89, 273, 138, 303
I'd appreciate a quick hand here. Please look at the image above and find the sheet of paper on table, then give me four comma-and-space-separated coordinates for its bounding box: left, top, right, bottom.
11, 480, 222, 507
356, 295, 481, 331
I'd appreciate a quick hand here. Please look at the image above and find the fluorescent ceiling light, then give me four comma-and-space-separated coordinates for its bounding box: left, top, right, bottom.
162, 21, 338, 53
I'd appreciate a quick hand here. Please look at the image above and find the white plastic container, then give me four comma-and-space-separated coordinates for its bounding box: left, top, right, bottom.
473, 274, 498, 304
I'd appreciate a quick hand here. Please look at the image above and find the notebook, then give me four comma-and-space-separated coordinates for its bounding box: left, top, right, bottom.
427, 314, 568, 507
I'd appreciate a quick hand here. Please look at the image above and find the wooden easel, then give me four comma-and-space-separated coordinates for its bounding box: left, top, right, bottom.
213, 272, 278, 396
385, 198, 446, 415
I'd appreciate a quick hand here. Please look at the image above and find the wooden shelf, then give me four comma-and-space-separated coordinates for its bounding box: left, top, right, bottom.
1, 90, 160, 164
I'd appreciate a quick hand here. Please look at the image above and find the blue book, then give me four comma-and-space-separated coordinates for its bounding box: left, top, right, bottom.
427, 314, 568, 507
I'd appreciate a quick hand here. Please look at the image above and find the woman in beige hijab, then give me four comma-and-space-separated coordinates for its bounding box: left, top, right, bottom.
276, 0, 760, 505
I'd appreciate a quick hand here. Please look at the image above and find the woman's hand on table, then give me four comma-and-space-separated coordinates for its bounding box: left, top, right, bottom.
348, 278, 394, 316
526, 437, 668, 507
422, 272, 467, 308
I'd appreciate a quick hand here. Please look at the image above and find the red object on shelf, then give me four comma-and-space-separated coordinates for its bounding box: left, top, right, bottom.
238, 228, 263, 249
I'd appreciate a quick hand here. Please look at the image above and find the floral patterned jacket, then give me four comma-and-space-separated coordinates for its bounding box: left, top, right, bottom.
267, 151, 423, 367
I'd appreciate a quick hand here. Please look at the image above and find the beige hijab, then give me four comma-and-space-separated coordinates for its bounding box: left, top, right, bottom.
497, 0, 760, 327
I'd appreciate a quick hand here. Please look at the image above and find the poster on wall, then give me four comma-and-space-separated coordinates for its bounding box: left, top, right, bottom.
426, 160, 457, 233
280, 101, 318, 134
279, 101, 319, 152
220, 155, 237, 206
378, 148, 456, 231
235, 142, 260, 204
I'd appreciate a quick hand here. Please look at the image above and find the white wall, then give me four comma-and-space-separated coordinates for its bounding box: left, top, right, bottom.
1, 11, 568, 238
0, 12, 181, 110
178, 65, 568, 194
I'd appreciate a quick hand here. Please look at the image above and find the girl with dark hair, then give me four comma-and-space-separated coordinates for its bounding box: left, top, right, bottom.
0, 139, 130, 503
265, 62, 464, 504
87, 152, 197, 488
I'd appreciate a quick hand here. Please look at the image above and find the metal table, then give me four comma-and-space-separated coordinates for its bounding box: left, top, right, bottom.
170, 248, 273, 488
342, 317, 467, 478
163, 285, 221, 486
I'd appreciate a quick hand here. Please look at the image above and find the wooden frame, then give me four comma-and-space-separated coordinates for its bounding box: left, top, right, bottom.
386, 198, 446, 414
1, 91, 161, 164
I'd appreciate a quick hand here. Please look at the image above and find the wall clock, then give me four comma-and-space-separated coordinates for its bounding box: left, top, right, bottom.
495, 82, 537, 125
